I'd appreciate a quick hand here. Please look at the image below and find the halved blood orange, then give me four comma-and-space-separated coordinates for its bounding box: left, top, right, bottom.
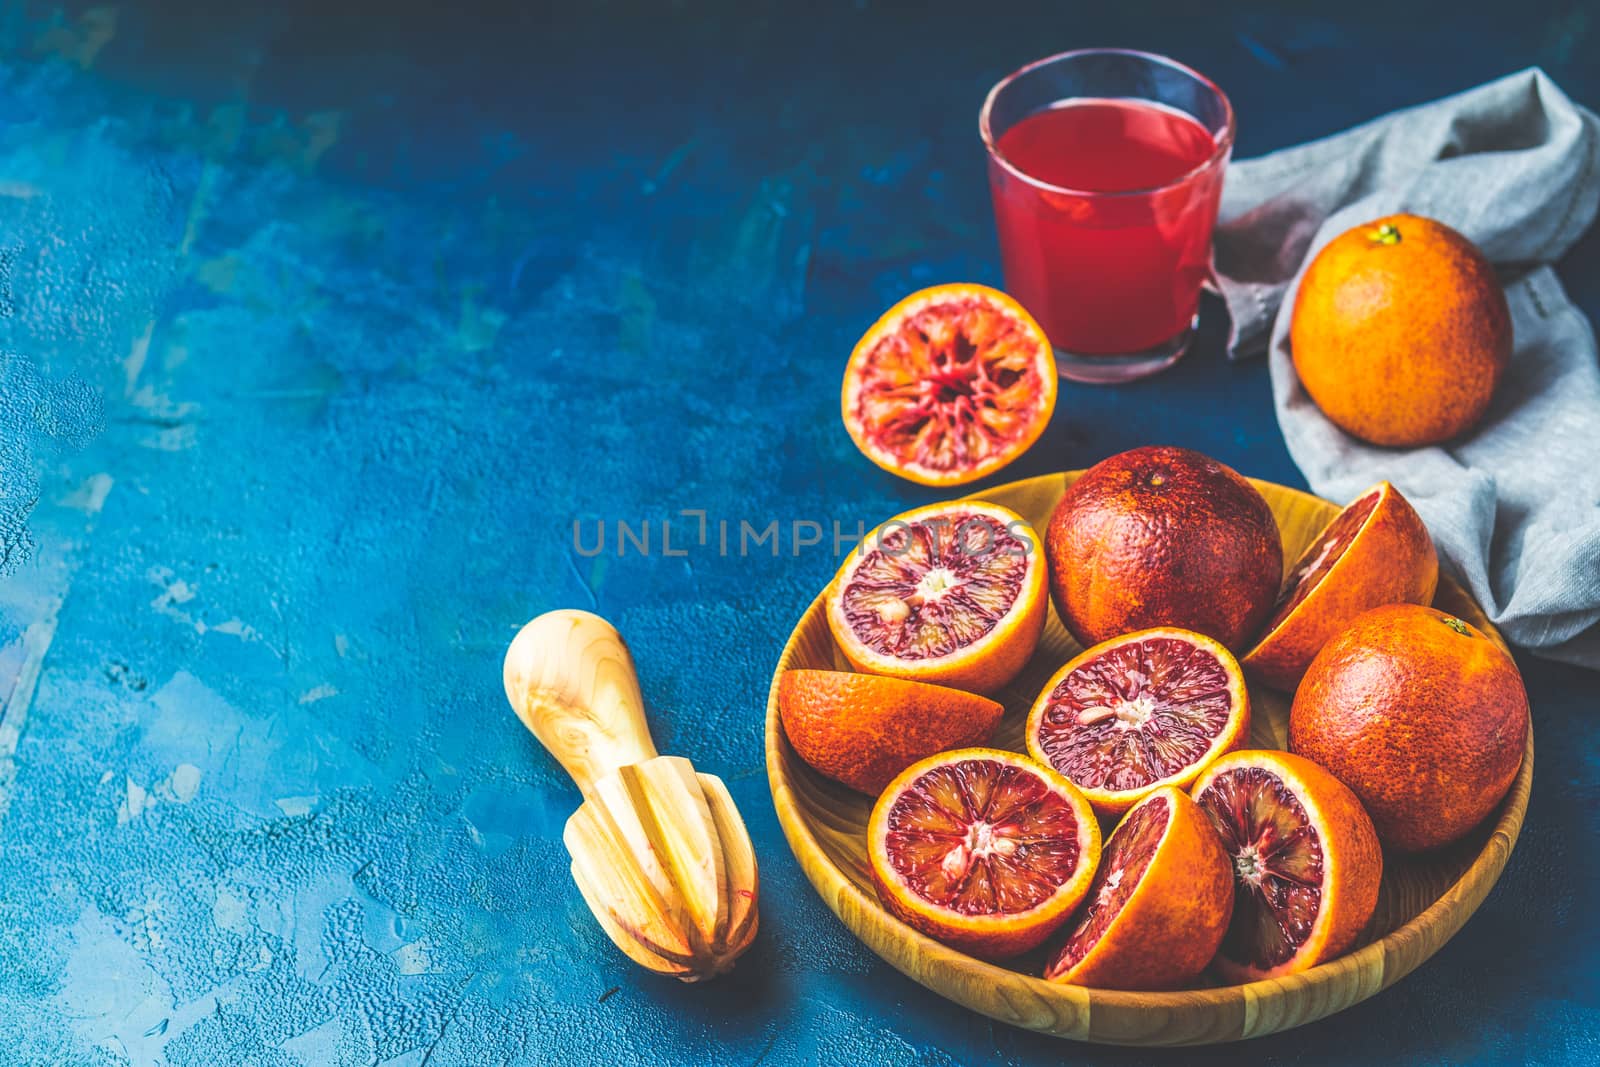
1243, 480, 1438, 690
1192, 750, 1383, 982
1044, 787, 1233, 990
868, 748, 1100, 960
827, 500, 1046, 695
841, 283, 1057, 486
1025, 627, 1249, 816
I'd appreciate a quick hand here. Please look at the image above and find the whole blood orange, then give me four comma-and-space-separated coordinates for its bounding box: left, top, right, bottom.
1192, 750, 1383, 982
826, 500, 1046, 695
1044, 787, 1233, 990
842, 283, 1057, 486
868, 748, 1101, 960
1289, 604, 1529, 852
1026, 627, 1250, 815
777, 670, 1003, 795
1291, 214, 1512, 447
1045, 446, 1282, 650
1243, 481, 1438, 691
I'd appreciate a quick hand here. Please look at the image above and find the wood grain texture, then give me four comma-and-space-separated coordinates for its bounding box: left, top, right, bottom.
765, 472, 1533, 1046
503, 608, 659, 799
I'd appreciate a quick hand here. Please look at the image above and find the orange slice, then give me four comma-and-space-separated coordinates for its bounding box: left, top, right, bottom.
1191, 750, 1383, 982
1026, 627, 1249, 815
1044, 786, 1233, 990
868, 748, 1101, 960
1243, 480, 1438, 691
842, 283, 1056, 486
776, 670, 1003, 795
826, 500, 1047, 695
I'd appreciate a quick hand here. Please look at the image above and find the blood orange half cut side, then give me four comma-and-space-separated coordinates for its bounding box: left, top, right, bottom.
827, 500, 1046, 694
1191, 750, 1383, 982
1243, 480, 1437, 691
868, 748, 1101, 960
1045, 786, 1232, 990
1026, 627, 1249, 815
842, 283, 1057, 487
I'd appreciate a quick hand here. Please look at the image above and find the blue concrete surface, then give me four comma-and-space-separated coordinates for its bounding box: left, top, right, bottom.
0, 2, 1595, 1064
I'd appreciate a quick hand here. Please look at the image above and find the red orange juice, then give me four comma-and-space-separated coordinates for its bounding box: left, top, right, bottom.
981, 51, 1233, 380
991, 99, 1221, 354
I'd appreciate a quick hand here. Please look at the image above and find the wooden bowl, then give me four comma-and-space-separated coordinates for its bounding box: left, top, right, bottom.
764, 471, 1533, 1046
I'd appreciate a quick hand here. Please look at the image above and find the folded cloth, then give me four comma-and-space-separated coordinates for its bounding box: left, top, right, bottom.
1214, 68, 1600, 669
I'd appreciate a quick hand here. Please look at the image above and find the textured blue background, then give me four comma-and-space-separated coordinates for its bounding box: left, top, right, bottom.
0, 2, 1595, 1064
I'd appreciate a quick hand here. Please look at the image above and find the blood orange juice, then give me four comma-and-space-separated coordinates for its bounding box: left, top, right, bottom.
982, 52, 1234, 381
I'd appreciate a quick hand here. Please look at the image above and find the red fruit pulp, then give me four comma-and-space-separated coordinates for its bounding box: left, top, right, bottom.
882, 758, 1084, 915
851, 296, 1042, 478
989, 98, 1222, 354
1034, 637, 1235, 791
1051, 794, 1169, 969
1195, 766, 1325, 970
841, 512, 1030, 661
1262, 488, 1382, 630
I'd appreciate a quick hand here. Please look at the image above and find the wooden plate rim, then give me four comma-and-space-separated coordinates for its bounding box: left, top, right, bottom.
763, 471, 1534, 1044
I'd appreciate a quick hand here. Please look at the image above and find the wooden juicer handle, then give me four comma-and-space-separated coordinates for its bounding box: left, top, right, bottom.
502, 609, 659, 800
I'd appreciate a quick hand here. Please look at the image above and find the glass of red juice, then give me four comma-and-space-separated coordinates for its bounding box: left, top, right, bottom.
981, 49, 1234, 383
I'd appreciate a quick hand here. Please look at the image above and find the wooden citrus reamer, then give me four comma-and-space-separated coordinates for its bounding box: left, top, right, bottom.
502, 609, 758, 981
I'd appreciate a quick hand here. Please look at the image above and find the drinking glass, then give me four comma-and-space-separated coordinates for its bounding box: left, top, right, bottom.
980, 49, 1235, 383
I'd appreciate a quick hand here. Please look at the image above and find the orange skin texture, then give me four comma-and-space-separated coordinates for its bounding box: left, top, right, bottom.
1243, 481, 1438, 691
868, 749, 1101, 960
1046, 446, 1283, 651
1289, 604, 1530, 852
1291, 214, 1512, 448
777, 670, 1003, 795
1192, 750, 1383, 982
1045, 788, 1234, 990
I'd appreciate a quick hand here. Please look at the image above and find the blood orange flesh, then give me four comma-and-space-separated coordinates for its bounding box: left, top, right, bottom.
882, 756, 1085, 915
840, 509, 1032, 662
1027, 628, 1248, 813
869, 749, 1101, 959
1050, 794, 1168, 970
842, 284, 1056, 487
1195, 764, 1325, 973
1261, 487, 1381, 632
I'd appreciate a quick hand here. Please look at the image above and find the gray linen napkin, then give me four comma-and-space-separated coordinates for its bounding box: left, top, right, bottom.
1214, 68, 1600, 668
